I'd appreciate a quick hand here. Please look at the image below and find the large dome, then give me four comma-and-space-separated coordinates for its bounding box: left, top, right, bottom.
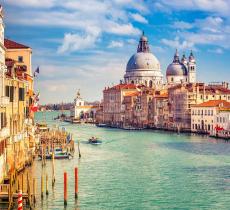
166, 63, 187, 76
126, 52, 161, 72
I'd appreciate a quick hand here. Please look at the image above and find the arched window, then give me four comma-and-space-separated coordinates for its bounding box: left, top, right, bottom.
149, 80, 153, 88
131, 80, 134, 84
171, 77, 174, 82
145, 80, 147, 86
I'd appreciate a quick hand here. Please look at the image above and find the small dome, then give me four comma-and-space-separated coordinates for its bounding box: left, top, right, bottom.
140, 35, 148, 42
126, 52, 161, 72
166, 63, 187, 76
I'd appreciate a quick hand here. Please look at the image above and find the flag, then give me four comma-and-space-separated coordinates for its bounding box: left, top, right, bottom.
30, 102, 38, 112
33, 66, 40, 77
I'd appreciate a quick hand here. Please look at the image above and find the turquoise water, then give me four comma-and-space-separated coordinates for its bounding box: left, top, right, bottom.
34, 111, 230, 210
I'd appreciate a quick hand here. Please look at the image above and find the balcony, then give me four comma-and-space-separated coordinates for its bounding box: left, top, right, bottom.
0, 96, 9, 107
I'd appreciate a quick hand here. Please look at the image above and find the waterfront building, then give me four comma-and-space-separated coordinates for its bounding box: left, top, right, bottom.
0, 5, 35, 183
124, 32, 163, 89
95, 103, 104, 124
149, 92, 169, 129
103, 83, 139, 127
4, 38, 34, 118
214, 109, 230, 137
70, 90, 99, 120
122, 91, 140, 127
191, 100, 230, 134
168, 83, 230, 131
132, 88, 154, 128
166, 50, 196, 86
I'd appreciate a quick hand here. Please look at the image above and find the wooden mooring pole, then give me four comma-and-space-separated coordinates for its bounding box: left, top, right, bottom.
64, 172, 67, 206
46, 173, 49, 195
52, 151, 55, 187
78, 140, 81, 158
41, 174, 44, 199
33, 178, 36, 204
75, 167, 78, 199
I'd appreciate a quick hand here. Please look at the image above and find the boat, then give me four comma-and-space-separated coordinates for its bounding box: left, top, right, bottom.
39, 148, 73, 159
96, 123, 108, 127
88, 137, 102, 145
36, 122, 49, 132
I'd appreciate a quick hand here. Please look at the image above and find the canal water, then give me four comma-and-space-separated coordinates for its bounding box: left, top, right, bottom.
33, 111, 229, 210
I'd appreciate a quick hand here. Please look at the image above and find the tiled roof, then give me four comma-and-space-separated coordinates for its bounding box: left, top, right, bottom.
77, 105, 98, 109
4, 38, 30, 49
124, 91, 140, 97
193, 100, 230, 108
104, 83, 138, 91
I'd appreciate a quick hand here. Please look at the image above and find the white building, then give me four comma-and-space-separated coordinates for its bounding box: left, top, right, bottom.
214, 110, 230, 137
70, 90, 99, 120
191, 100, 230, 134
166, 50, 196, 85
124, 32, 163, 89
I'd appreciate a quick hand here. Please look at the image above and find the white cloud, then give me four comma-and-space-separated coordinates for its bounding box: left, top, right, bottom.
58, 33, 99, 54
5, 0, 142, 53
108, 41, 124, 48
130, 13, 148, 24
173, 21, 193, 29
159, 0, 230, 17
161, 37, 194, 50
5, 0, 55, 8
208, 48, 224, 54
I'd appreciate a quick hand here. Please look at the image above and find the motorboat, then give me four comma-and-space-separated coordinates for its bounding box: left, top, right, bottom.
88, 137, 102, 145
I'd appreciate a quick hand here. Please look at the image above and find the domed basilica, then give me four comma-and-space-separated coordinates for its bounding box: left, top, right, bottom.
166, 49, 196, 85
124, 32, 163, 89
124, 32, 196, 88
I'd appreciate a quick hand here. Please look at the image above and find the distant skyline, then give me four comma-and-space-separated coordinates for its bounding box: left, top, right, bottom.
2, 0, 230, 104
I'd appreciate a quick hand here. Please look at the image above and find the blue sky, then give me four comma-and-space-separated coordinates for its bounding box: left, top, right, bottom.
2, 0, 230, 104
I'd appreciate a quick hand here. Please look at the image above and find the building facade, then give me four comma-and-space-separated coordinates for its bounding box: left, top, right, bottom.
191, 100, 230, 134
103, 84, 139, 127
0, 5, 36, 183
70, 90, 99, 120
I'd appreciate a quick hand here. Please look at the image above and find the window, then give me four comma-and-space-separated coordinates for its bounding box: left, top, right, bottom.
10, 86, 14, 102
18, 56, 23, 62
5, 85, 10, 97
19, 88, 25, 101
0, 112, 7, 129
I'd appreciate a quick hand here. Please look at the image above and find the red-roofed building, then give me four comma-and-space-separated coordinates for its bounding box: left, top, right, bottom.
168, 82, 230, 132
103, 83, 140, 127
191, 100, 230, 134
4, 39, 30, 49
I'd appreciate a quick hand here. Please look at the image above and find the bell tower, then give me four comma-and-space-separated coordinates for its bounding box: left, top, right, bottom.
188, 50, 196, 83
74, 89, 84, 107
